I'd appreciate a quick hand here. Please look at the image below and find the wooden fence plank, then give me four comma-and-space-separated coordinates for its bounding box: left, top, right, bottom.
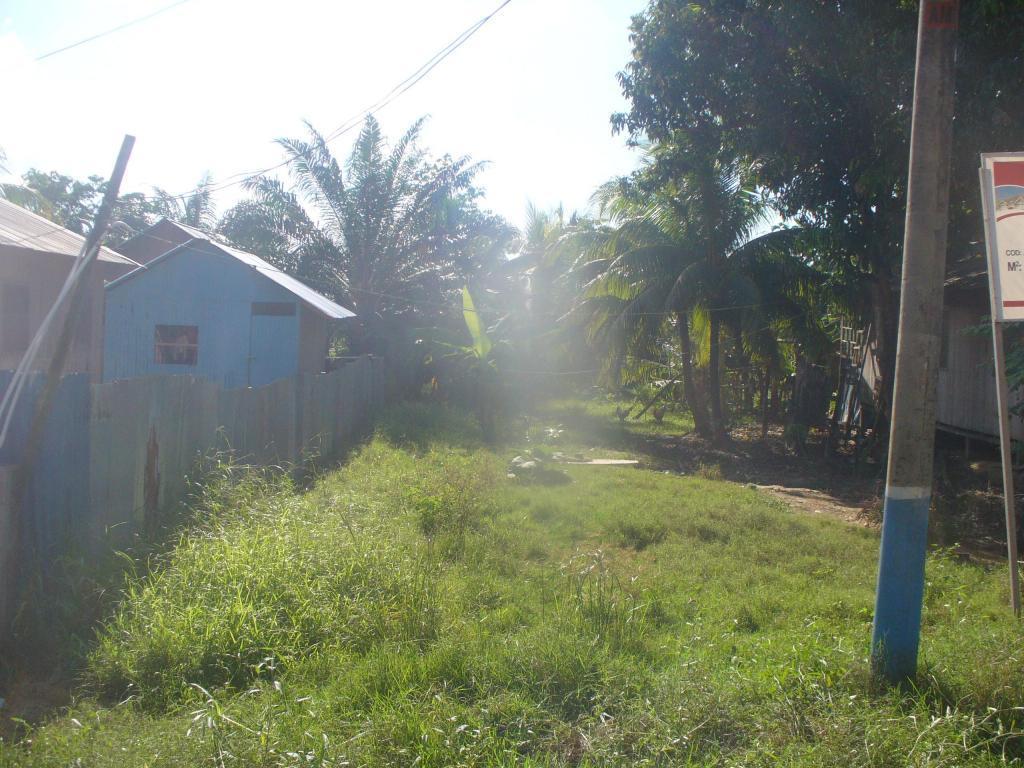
2, 356, 395, 567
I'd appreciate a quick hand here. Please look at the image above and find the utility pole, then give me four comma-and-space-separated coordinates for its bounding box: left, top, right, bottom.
20, 135, 134, 477
871, 0, 959, 682
2, 136, 134, 639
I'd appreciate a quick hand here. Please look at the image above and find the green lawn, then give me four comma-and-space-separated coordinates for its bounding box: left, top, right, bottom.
538, 396, 696, 436
2, 401, 1022, 767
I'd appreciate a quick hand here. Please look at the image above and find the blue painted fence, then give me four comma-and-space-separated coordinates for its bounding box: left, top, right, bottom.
0, 356, 400, 621
0, 371, 91, 569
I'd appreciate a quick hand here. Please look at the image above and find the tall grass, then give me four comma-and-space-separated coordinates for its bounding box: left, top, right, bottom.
3, 401, 1024, 767
86, 439, 502, 709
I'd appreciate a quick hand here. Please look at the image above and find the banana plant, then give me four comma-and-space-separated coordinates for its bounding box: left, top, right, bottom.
462, 286, 493, 362
420, 287, 503, 442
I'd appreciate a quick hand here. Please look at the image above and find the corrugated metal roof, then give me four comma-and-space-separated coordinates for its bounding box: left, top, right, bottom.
0, 198, 135, 264
210, 241, 355, 319
108, 219, 355, 320
158, 219, 208, 241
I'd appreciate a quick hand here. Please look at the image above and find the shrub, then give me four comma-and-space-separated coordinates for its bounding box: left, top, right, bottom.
696, 462, 723, 481
610, 516, 669, 551
406, 449, 500, 560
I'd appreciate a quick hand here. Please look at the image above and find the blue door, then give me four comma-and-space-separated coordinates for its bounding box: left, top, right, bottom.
247, 302, 298, 387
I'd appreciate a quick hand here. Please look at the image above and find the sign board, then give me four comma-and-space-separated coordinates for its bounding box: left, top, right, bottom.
981, 153, 1024, 321
979, 152, 1024, 616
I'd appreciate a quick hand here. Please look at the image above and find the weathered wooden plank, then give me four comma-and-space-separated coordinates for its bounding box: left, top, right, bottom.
4, 354, 397, 566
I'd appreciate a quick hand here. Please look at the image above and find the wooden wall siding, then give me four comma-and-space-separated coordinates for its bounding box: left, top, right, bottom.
936, 304, 1024, 440
103, 245, 304, 389
114, 218, 193, 266
298, 305, 331, 375
0, 250, 121, 379
0, 356, 397, 596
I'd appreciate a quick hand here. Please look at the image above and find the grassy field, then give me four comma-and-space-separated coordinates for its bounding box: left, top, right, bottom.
2, 400, 1022, 767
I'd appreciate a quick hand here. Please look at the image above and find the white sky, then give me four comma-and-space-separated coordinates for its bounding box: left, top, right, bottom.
0, 0, 646, 229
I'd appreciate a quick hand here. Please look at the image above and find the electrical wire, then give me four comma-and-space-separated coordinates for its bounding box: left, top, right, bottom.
12, 0, 514, 251
18, 0, 512, 204
132, 0, 514, 205
34, 0, 196, 61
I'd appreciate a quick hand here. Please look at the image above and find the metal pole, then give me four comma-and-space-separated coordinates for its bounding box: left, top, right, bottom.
991, 320, 1022, 615
871, 0, 959, 683
980, 162, 1023, 616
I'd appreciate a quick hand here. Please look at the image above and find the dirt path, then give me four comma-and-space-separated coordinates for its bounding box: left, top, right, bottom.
0, 673, 69, 742
622, 425, 884, 524
754, 484, 874, 527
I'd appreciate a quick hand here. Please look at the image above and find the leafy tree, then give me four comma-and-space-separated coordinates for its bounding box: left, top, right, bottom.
0, 166, 215, 245
470, 204, 619, 401
108, 192, 163, 244
613, 0, 1024, 423
503, 204, 576, 371
431, 287, 503, 442
1, 170, 105, 233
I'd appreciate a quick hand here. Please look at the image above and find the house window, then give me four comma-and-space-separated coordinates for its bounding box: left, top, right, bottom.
252, 302, 296, 316
1, 284, 30, 354
154, 325, 198, 365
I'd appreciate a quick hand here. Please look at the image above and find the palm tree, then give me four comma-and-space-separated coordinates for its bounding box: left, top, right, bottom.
574, 147, 819, 443
572, 176, 715, 437
216, 179, 308, 272
150, 173, 217, 231
0, 148, 11, 201
515, 204, 568, 359
235, 116, 483, 354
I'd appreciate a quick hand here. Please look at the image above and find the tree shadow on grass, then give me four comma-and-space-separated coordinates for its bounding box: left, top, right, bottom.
533, 399, 882, 510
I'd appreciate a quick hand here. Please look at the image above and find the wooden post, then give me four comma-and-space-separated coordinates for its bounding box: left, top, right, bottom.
871, 0, 959, 683
0, 466, 16, 629
4, 136, 134, 632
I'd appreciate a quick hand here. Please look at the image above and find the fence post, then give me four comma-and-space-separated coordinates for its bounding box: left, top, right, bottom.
0, 465, 16, 630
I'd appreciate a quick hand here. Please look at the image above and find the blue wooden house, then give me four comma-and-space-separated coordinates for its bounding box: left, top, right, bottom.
104, 220, 354, 388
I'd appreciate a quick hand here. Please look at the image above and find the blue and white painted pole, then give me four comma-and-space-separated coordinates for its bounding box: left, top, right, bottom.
872, 487, 932, 680
870, 0, 959, 683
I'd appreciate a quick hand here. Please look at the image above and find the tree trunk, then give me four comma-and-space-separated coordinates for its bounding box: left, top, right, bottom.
476, 369, 497, 444
733, 335, 754, 414
708, 312, 728, 442
676, 311, 712, 437
760, 367, 770, 439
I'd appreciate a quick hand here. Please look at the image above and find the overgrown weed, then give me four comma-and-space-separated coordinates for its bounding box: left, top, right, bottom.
4, 400, 1024, 767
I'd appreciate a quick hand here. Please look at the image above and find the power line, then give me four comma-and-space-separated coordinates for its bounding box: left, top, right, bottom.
141, 0, 514, 205
35, 0, 196, 62
324, 0, 512, 143
19, 0, 513, 217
